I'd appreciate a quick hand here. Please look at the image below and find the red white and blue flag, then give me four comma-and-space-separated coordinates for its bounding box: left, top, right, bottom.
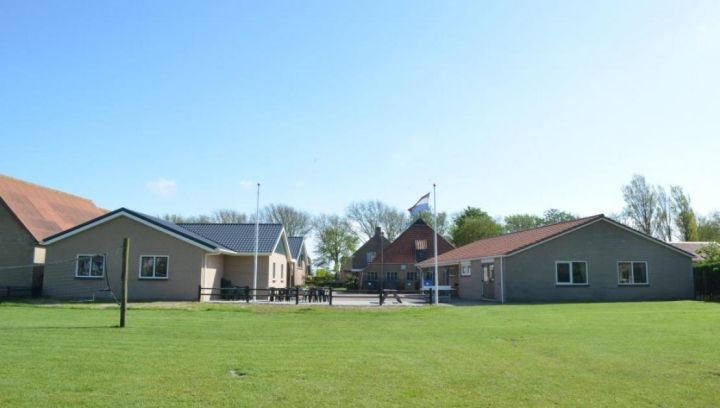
408, 193, 431, 217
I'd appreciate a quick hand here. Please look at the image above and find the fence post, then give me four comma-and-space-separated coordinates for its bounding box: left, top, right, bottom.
329, 287, 333, 306
120, 237, 129, 328
295, 286, 300, 304
245, 286, 250, 303
379, 288, 383, 306
197, 285, 201, 302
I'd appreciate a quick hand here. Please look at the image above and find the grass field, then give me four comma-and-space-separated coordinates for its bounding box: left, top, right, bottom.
1, 301, 719, 407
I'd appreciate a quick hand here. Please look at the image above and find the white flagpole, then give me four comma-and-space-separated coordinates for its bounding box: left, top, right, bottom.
433, 183, 439, 305
253, 182, 260, 302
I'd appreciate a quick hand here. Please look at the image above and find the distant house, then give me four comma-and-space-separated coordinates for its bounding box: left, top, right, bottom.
343, 226, 391, 282
0, 175, 105, 290
351, 219, 454, 290
288, 236, 311, 286
417, 215, 694, 303
42, 208, 301, 301
670, 242, 713, 262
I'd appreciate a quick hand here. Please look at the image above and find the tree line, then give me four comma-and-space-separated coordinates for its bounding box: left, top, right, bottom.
619, 174, 720, 242
160, 175, 720, 273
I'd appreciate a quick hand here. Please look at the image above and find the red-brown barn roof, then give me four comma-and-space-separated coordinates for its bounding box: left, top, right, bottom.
370, 218, 454, 265
0, 175, 106, 241
417, 215, 603, 267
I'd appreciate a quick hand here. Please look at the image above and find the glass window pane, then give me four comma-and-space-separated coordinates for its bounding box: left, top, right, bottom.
557, 263, 571, 283
155, 257, 168, 278
572, 262, 587, 284
633, 262, 647, 284
77, 256, 91, 276
618, 262, 631, 284
141, 257, 154, 277
91, 256, 104, 277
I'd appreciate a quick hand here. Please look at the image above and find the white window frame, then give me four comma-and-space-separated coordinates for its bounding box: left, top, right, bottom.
138, 255, 170, 280
617, 261, 649, 285
75, 254, 105, 279
555, 261, 589, 286
460, 261, 472, 277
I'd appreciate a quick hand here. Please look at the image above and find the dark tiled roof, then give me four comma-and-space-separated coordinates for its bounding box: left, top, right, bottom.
288, 237, 305, 260
670, 242, 712, 261
0, 174, 106, 241
417, 215, 604, 267
370, 218, 454, 265
43, 208, 224, 250
178, 223, 284, 253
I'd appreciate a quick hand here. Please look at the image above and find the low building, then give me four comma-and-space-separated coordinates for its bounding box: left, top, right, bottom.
288, 236, 311, 286
670, 242, 714, 262
42, 208, 297, 301
418, 215, 694, 302
0, 175, 105, 291
356, 219, 454, 290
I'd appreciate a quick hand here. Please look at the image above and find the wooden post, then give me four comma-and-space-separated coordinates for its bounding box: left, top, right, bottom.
329, 287, 333, 306
120, 238, 129, 328
295, 287, 299, 305
197, 285, 202, 302
379, 288, 383, 306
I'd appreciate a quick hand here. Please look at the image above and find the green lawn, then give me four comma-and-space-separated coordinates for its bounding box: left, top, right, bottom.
0, 301, 718, 407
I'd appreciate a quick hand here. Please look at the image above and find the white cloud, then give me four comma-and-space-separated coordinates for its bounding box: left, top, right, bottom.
145, 178, 177, 197
239, 180, 255, 190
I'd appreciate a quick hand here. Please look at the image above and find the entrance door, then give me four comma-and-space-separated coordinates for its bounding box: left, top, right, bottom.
481, 263, 495, 300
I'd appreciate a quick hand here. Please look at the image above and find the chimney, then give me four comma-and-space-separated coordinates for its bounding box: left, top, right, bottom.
375, 226, 382, 237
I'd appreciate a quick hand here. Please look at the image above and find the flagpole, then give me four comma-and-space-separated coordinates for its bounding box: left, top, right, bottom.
433, 183, 439, 305
253, 182, 260, 302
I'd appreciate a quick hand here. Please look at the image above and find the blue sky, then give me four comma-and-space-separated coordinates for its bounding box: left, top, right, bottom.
2, 0, 719, 221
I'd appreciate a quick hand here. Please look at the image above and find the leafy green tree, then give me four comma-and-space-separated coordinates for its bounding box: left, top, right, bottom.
670, 186, 698, 241
504, 214, 544, 232
543, 209, 578, 224
313, 215, 358, 272
449, 207, 503, 246
698, 212, 720, 241
621, 175, 657, 235
697, 242, 720, 264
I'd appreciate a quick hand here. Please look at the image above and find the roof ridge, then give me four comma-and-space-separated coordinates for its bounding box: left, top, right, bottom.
0, 174, 96, 204
495, 214, 603, 238
177, 222, 283, 226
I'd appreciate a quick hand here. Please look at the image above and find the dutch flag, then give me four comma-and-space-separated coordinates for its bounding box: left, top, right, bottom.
408, 193, 431, 217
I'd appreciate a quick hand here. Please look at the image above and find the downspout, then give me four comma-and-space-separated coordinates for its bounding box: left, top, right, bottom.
500, 256, 505, 304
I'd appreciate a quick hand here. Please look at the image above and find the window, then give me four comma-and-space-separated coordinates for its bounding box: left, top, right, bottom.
556, 261, 587, 285
386, 271, 398, 281
618, 262, 648, 285
272, 263, 276, 279
415, 250, 427, 262
76, 255, 105, 278
482, 264, 494, 281
367, 271, 378, 281
460, 262, 472, 277
424, 271, 433, 281
366, 251, 376, 263
415, 240, 428, 250
280, 264, 284, 279
406, 271, 417, 281
140, 256, 168, 279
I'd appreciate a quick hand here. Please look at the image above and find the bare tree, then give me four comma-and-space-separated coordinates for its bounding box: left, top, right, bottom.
263, 204, 312, 237
670, 186, 698, 241
212, 209, 247, 223
313, 215, 358, 273
655, 187, 673, 241
346, 200, 409, 241
622, 175, 657, 235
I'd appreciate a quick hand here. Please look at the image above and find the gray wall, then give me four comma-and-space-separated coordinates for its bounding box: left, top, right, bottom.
0, 203, 37, 286
44, 216, 207, 301
503, 220, 693, 302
